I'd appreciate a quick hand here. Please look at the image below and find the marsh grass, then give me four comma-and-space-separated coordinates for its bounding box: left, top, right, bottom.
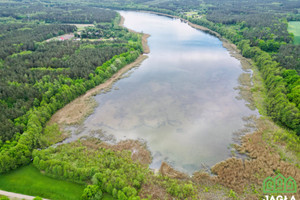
39, 123, 69, 148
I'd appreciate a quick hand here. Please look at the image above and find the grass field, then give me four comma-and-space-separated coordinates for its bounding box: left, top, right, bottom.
288, 21, 300, 45
0, 164, 85, 200
103, 194, 115, 200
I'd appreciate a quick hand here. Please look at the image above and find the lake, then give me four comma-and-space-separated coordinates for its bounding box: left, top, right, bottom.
66, 11, 257, 174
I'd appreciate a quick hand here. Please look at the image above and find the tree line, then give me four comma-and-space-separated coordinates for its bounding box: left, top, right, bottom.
0, 3, 116, 24
0, 46, 142, 173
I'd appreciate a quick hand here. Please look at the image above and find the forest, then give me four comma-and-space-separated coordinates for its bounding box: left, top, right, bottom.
0, 0, 300, 199
0, 3, 116, 23
0, 1, 143, 171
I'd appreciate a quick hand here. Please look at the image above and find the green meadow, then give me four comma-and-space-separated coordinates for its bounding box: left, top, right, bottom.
0, 164, 85, 200
288, 21, 300, 44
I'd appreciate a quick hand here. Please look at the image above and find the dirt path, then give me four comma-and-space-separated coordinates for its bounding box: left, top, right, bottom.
45, 33, 74, 42
0, 190, 48, 200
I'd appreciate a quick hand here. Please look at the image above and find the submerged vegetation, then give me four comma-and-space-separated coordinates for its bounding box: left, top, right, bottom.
0, 0, 300, 199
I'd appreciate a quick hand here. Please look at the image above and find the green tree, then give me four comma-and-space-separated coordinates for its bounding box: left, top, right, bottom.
81, 185, 102, 200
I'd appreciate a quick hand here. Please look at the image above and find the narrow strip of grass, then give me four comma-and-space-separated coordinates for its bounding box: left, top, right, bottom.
288, 21, 300, 44
0, 164, 85, 200
103, 194, 115, 200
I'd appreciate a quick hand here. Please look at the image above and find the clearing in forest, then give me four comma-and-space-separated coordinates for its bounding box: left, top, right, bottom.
288, 21, 300, 44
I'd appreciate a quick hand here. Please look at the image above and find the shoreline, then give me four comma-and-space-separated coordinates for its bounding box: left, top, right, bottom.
48, 55, 148, 126
46, 11, 300, 198
141, 11, 221, 38
49, 15, 150, 127
126, 10, 300, 198
140, 11, 244, 59
49, 11, 258, 174
47, 14, 153, 166
119, 15, 150, 54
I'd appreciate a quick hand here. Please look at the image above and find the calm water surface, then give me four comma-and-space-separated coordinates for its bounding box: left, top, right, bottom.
66, 11, 257, 174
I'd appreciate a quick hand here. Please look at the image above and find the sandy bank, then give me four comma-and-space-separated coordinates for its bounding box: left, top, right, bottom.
49, 55, 148, 126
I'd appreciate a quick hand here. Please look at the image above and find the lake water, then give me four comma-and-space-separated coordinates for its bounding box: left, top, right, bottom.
66, 11, 257, 174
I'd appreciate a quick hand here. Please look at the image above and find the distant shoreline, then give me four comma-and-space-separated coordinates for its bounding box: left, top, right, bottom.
119, 15, 150, 54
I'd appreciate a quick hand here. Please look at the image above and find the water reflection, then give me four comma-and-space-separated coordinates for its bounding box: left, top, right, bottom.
64, 11, 258, 174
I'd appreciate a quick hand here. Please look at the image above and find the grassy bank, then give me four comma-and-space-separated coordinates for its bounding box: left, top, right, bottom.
0, 164, 85, 200
288, 21, 300, 44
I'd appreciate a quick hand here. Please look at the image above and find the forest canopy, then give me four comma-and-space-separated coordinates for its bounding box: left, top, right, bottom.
0, 2, 143, 165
